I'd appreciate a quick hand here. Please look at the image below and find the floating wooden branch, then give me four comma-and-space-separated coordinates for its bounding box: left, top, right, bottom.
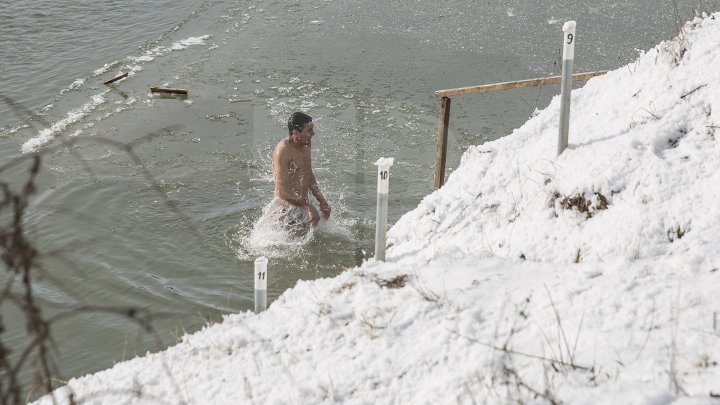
103, 72, 129, 85
150, 87, 188, 95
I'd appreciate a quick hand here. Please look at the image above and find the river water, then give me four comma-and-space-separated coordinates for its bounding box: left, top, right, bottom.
0, 0, 714, 393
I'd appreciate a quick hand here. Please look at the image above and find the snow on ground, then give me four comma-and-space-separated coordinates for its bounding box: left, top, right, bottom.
37, 13, 720, 405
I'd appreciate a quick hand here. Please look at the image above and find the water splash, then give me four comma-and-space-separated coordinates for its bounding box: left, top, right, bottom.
235, 197, 356, 262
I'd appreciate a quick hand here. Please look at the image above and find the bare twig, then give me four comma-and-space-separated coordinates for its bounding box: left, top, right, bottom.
103, 72, 129, 85
544, 285, 576, 367
446, 328, 591, 371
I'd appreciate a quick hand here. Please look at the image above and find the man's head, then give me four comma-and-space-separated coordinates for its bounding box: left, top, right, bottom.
287, 112, 313, 134
287, 111, 314, 146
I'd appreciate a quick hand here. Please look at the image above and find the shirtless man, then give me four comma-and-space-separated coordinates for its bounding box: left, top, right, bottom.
271, 112, 331, 230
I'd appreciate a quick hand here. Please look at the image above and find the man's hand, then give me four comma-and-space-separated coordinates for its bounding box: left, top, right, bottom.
319, 201, 331, 219
306, 205, 321, 228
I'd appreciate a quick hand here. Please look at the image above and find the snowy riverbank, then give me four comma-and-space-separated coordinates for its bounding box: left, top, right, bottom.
37, 13, 720, 405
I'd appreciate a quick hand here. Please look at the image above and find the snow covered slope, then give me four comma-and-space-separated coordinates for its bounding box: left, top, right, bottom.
389, 14, 720, 265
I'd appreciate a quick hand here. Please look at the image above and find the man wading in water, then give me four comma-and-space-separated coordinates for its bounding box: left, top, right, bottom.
268, 112, 331, 235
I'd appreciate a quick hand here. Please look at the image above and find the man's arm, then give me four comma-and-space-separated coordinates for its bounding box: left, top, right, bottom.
310, 172, 331, 219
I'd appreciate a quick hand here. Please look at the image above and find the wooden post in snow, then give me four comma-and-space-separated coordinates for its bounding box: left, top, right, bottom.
434, 96, 451, 190
557, 21, 577, 156
254, 256, 268, 313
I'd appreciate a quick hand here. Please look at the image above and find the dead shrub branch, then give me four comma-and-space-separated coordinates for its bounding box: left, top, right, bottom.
0, 96, 206, 404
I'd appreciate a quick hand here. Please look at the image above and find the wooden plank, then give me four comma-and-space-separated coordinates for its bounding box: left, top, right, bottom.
150, 87, 188, 95
435, 70, 608, 97
434, 97, 451, 190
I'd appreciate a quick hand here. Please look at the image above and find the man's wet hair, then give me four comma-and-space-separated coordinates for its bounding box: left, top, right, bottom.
287, 111, 312, 133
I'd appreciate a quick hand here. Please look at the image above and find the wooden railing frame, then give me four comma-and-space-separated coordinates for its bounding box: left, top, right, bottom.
433, 70, 608, 190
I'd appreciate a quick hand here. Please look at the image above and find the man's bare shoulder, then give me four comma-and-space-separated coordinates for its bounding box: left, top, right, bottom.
275, 138, 289, 150
273, 138, 290, 157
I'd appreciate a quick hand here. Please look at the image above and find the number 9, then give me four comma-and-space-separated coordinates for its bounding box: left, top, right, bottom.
566, 33, 574, 45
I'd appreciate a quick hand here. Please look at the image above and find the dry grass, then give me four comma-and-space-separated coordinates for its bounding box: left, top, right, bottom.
375, 274, 409, 289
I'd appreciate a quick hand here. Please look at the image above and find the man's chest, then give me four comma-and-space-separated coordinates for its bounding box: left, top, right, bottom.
286, 152, 310, 175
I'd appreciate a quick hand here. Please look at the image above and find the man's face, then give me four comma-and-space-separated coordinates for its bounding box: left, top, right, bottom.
293, 121, 314, 145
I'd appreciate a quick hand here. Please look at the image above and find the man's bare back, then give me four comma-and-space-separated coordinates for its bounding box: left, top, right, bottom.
271, 112, 330, 229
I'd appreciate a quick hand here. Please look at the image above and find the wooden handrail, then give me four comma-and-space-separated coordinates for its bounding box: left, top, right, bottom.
433, 69, 609, 189
435, 70, 608, 98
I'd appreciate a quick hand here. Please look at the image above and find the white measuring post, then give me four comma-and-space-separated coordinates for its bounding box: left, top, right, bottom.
374, 157, 394, 261
254, 256, 268, 313
557, 21, 576, 156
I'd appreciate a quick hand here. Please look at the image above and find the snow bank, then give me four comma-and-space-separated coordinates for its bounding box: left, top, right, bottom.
389, 14, 720, 266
